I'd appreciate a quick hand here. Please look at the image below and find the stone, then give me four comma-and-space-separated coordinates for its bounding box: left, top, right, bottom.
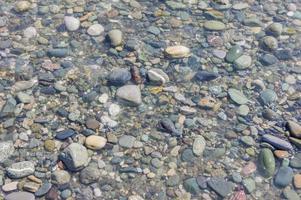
128, 195, 144, 200
23, 181, 40, 192
0, 97, 16, 118
228, 88, 249, 105
258, 148, 275, 177
108, 29, 123, 46
44, 140, 55, 151
289, 137, 301, 149
287, 121, 301, 138
85, 135, 107, 150
274, 166, 293, 187
262, 134, 293, 151
260, 89, 277, 105
240, 136, 255, 146
294, 174, 301, 189
208, 178, 234, 198
15, 1, 31, 12
274, 49, 293, 60
108, 68, 131, 86
289, 153, 301, 168
194, 71, 219, 82
183, 178, 201, 195
116, 85, 142, 106
192, 136, 206, 156
60, 143, 89, 171
119, 135, 136, 148
237, 105, 249, 116
165, 45, 190, 58
80, 165, 100, 184
274, 150, 289, 159
204, 20, 226, 31
243, 18, 263, 27
64, 16, 80, 31
85, 118, 100, 130
260, 54, 278, 66
196, 175, 208, 189
242, 178, 256, 193
17, 92, 33, 103
262, 36, 278, 50
266, 23, 283, 37
55, 129, 75, 140
226, 45, 243, 63
23, 27, 37, 39
6, 192, 34, 200
147, 68, 169, 85
2, 182, 18, 192
181, 148, 196, 162
47, 48, 68, 57
51, 170, 70, 188
87, 24, 104, 36
6, 161, 35, 178
283, 188, 300, 200
234, 55, 252, 70
0, 141, 14, 162
166, 175, 180, 187
35, 182, 52, 197
109, 104, 120, 117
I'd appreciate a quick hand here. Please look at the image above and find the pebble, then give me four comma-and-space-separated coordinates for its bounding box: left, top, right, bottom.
6, 161, 35, 178
47, 48, 68, 58
194, 71, 219, 82
85, 118, 100, 130
147, 68, 169, 85
274, 166, 293, 187
52, 170, 70, 188
23, 181, 40, 193
294, 174, 301, 189
116, 85, 142, 106
228, 88, 249, 105
108, 68, 131, 86
15, 1, 31, 12
64, 16, 80, 31
87, 24, 104, 36
119, 135, 136, 148
0, 141, 14, 162
260, 54, 278, 66
289, 153, 301, 168
108, 29, 123, 46
60, 143, 89, 171
283, 188, 300, 200
165, 45, 190, 58
23, 27, 37, 39
204, 20, 226, 31
55, 129, 75, 140
258, 148, 275, 177
266, 23, 283, 37
183, 178, 201, 195
262, 134, 293, 151
234, 55, 252, 70
260, 89, 277, 105
80, 165, 100, 184
237, 105, 249, 116
262, 36, 278, 50
6, 192, 35, 200
287, 121, 301, 138
192, 136, 206, 156
242, 178, 256, 193
85, 135, 107, 150
207, 178, 234, 198
226, 45, 243, 63
35, 182, 52, 197
109, 103, 120, 117
2, 182, 18, 192
17, 92, 33, 103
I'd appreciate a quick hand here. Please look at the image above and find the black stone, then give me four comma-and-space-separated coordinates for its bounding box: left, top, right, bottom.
274, 49, 293, 60
194, 71, 219, 82
108, 69, 131, 86
260, 54, 278, 66
55, 129, 75, 140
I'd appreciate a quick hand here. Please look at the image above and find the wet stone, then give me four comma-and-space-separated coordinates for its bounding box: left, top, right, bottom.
6, 161, 35, 178
262, 36, 278, 50
260, 89, 277, 105
108, 68, 131, 86
181, 148, 196, 162
80, 165, 100, 185
166, 175, 180, 187
258, 148, 275, 177
204, 20, 226, 31
55, 129, 75, 140
207, 178, 234, 198
192, 136, 206, 156
234, 55, 252, 70
64, 16, 80, 31
183, 178, 201, 195
47, 48, 68, 58
108, 29, 123, 47
226, 45, 243, 63
289, 153, 301, 169
116, 85, 142, 106
119, 135, 136, 148
196, 175, 207, 189
228, 88, 249, 105
274, 166, 293, 187
274, 49, 293, 60
260, 54, 278, 66
35, 182, 52, 197
0, 97, 16, 118
194, 71, 219, 82
283, 188, 300, 200
0, 141, 14, 163
6, 192, 35, 200
287, 121, 301, 138
262, 134, 293, 151
242, 178, 256, 193
51, 170, 70, 188
87, 24, 104, 36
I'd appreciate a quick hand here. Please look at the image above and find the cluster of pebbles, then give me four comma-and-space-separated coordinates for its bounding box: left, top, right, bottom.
0, 0, 301, 200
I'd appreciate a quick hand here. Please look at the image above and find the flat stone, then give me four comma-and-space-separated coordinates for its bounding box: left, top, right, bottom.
294, 174, 301, 189
289, 153, 301, 169
23, 181, 40, 193
108, 29, 123, 46
258, 148, 275, 177
6, 161, 35, 178
64, 16, 80, 31
208, 177, 234, 197
204, 20, 226, 31
260, 89, 277, 105
47, 48, 68, 57
228, 88, 249, 105
51, 170, 70, 188
283, 188, 300, 200
85, 118, 100, 130
165, 45, 190, 58
0, 97, 16, 118
242, 178, 256, 193
262, 36, 278, 50
196, 175, 208, 189
108, 68, 131, 86
0, 141, 14, 162
226, 45, 243, 63
6, 192, 35, 200
183, 178, 201, 195
262, 134, 293, 151
260, 54, 278, 66
2, 181, 18, 192
85, 135, 107, 150
194, 71, 219, 82
192, 136, 206, 156
17, 92, 33, 103
147, 68, 169, 85
274, 166, 293, 187
119, 135, 136, 148
55, 129, 75, 140
234, 55, 252, 70
87, 24, 104, 36
79, 165, 100, 185
35, 182, 52, 197
60, 143, 89, 171
116, 85, 142, 106
287, 121, 301, 138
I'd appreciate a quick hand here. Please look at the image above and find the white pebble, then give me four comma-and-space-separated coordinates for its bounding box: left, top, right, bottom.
23, 27, 37, 38
109, 103, 120, 117
98, 93, 109, 104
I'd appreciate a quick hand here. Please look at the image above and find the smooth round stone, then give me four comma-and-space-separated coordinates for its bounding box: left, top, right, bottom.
23, 27, 37, 39
116, 85, 142, 106
166, 175, 180, 187
228, 88, 249, 105
15, 1, 31, 12
240, 136, 255, 146
55, 129, 75, 140
87, 24, 104, 36
35, 182, 52, 197
6, 192, 34, 200
258, 148, 275, 177
118, 135, 136, 148
233, 3, 249, 10
51, 170, 70, 188
287, 121, 301, 138
262, 134, 293, 151
283, 188, 300, 200
147, 68, 169, 85
61, 189, 72, 199
237, 105, 249, 116
60, 143, 89, 171
0, 141, 14, 162
64, 16, 80, 31
16, 92, 33, 103
204, 20, 226, 31
47, 48, 68, 57
108, 29, 123, 46
207, 178, 234, 198
290, 153, 301, 169
85, 135, 107, 150
274, 166, 293, 187
242, 178, 256, 193
212, 49, 226, 59
196, 175, 208, 189
294, 174, 301, 189
266, 23, 283, 37
192, 136, 206, 156
2, 182, 18, 192
6, 161, 35, 178
260, 89, 277, 105
274, 49, 293, 60
181, 148, 196, 162
226, 45, 243, 63
262, 36, 278, 50
165, 45, 190, 58
183, 178, 201, 195
260, 54, 278, 66
108, 68, 131, 86
80, 166, 100, 184
194, 71, 219, 82
234, 55, 252, 70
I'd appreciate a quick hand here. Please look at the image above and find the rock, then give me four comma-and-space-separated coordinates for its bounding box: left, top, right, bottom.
181, 148, 196, 162
183, 178, 201, 195
87, 24, 104, 36
274, 49, 293, 60
240, 136, 255, 146
64, 16, 80, 31
119, 135, 136, 148
234, 55, 252, 70
55, 129, 75, 140
289, 137, 301, 149
289, 153, 301, 168
258, 148, 275, 177
108, 29, 123, 46
128, 195, 144, 200
165, 45, 190, 58
158, 118, 182, 137
274, 166, 293, 187
85, 135, 107, 150
15, 1, 31, 12
60, 143, 89, 171
44, 140, 56, 151
2, 182, 18, 192
262, 134, 293, 151
23, 27, 37, 39
194, 71, 219, 82
6, 161, 35, 178
85, 118, 100, 130
0, 141, 14, 162
80, 165, 100, 184
147, 68, 169, 85
237, 105, 249, 116
192, 136, 206, 156
294, 174, 301, 189
6, 192, 35, 200
204, 20, 226, 31
116, 85, 142, 106
228, 88, 249, 105
266, 23, 283, 37
262, 36, 278, 50
196, 175, 208, 189
47, 48, 68, 57
260, 89, 277, 105
260, 54, 278, 66
23, 181, 40, 193
243, 18, 263, 27
274, 150, 289, 159
46, 187, 58, 200
51, 170, 70, 188
108, 68, 131, 86
0, 97, 16, 118
242, 178, 256, 193
226, 45, 243, 62
166, 175, 180, 187
17, 92, 33, 103
283, 188, 300, 200
287, 121, 301, 138
109, 104, 120, 117
35, 182, 52, 197
207, 178, 234, 198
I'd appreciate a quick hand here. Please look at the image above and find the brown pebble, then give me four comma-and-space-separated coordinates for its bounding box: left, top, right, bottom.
85, 118, 100, 130
294, 174, 301, 189
28, 175, 42, 184
274, 150, 289, 158
241, 162, 257, 176
46, 187, 59, 200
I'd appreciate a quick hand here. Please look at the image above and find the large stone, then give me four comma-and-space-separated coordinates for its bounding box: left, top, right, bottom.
165, 45, 190, 58
108, 68, 131, 86
208, 178, 234, 197
226, 45, 243, 63
234, 55, 252, 70
108, 29, 123, 46
119, 135, 136, 148
258, 148, 275, 177
64, 16, 80, 31
116, 85, 142, 106
274, 166, 293, 187
60, 143, 89, 171
183, 177, 201, 195
262, 134, 293, 151
147, 68, 169, 85
204, 20, 226, 31
228, 88, 249, 105
6, 192, 35, 200
6, 161, 35, 178
85, 135, 107, 150
287, 121, 301, 138
79, 165, 100, 184
0, 141, 14, 162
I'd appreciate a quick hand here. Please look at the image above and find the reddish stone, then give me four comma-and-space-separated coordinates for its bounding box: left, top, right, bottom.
229, 190, 247, 200
241, 162, 257, 176
46, 187, 59, 200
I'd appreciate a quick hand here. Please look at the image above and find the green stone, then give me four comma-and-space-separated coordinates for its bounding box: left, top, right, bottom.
258, 148, 275, 177
44, 140, 55, 152
183, 178, 201, 194
226, 45, 243, 62
228, 88, 249, 105
234, 55, 252, 70
204, 20, 226, 31
289, 137, 301, 149
242, 178, 256, 193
